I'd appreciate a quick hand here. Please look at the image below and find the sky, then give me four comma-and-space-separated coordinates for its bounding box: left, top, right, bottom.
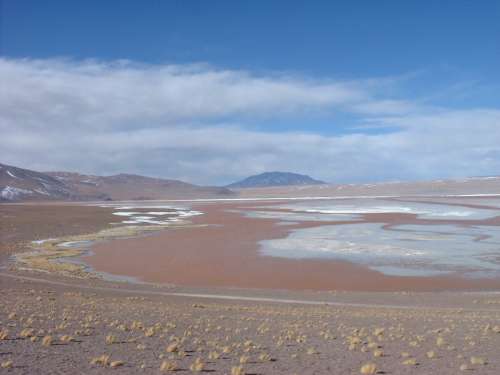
1, 0, 500, 185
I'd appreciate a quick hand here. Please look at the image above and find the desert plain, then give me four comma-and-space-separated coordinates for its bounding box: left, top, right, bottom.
2, 191, 500, 374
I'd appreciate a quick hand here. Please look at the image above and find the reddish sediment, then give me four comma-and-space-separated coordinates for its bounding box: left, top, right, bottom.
85, 201, 500, 292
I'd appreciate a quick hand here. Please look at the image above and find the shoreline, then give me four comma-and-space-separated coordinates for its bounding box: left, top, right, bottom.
3, 200, 500, 294
85, 201, 500, 292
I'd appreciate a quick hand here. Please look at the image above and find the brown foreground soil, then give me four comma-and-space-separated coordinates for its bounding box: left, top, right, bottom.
1, 272, 500, 374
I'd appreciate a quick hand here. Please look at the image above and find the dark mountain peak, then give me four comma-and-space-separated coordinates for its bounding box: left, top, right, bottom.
227, 171, 326, 188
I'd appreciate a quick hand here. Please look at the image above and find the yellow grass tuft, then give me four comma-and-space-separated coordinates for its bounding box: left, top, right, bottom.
0, 329, 9, 340
42, 335, 53, 347
426, 351, 436, 359
373, 328, 385, 337
110, 360, 124, 368
160, 360, 178, 372
20, 328, 35, 338
1, 360, 13, 369
436, 336, 445, 347
239, 355, 249, 364
60, 335, 74, 343
208, 351, 220, 360
91, 354, 110, 366
131, 321, 143, 330
470, 356, 487, 365
166, 342, 179, 353
105, 334, 117, 344
360, 363, 377, 374
258, 353, 272, 361
402, 358, 418, 366
373, 349, 384, 358
306, 347, 317, 355
231, 365, 245, 375
459, 364, 469, 371
189, 357, 204, 372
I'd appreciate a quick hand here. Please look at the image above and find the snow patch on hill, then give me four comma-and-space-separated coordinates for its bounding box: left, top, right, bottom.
1, 186, 33, 200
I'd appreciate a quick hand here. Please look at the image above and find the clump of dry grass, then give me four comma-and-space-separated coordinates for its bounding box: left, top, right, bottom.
409, 340, 419, 347
367, 342, 379, 350
91, 354, 110, 366
373, 328, 385, 337
0, 329, 9, 340
402, 358, 418, 366
360, 363, 377, 374
373, 349, 384, 358
1, 360, 13, 369
160, 360, 178, 372
231, 365, 245, 375
306, 347, 317, 355
41, 335, 53, 347
189, 357, 204, 372
110, 360, 124, 368
470, 356, 487, 365
166, 342, 179, 353
208, 351, 220, 360
436, 336, 445, 347
258, 353, 272, 361
20, 328, 35, 338
426, 351, 436, 359
239, 355, 249, 364
131, 320, 143, 330
59, 335, 74, 343
144, 327, 155, 337
105, 334, 117, 344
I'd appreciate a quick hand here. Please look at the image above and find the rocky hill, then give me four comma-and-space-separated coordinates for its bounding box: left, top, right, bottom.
0, 163, 234, 202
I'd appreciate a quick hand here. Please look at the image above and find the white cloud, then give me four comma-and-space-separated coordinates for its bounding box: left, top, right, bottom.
1, 58, 499, 185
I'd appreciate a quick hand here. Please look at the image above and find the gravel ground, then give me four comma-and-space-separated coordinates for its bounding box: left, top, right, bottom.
1, 273, 500, 375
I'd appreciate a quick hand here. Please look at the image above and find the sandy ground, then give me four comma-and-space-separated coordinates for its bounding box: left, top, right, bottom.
1, 272, 500, 374
1, 202, 500, 374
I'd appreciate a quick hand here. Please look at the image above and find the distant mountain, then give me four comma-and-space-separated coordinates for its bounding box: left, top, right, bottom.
0, 162, 234, 202
47, 171, 233, 201
227, 171, 326, 188
0, 163, 73, 201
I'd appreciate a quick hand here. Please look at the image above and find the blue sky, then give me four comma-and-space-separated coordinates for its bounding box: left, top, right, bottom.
1, 1, 500, 184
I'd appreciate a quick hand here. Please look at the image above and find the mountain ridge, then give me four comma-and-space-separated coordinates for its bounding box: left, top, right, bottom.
226, 171, 326, 188
0, 163, 233, 202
